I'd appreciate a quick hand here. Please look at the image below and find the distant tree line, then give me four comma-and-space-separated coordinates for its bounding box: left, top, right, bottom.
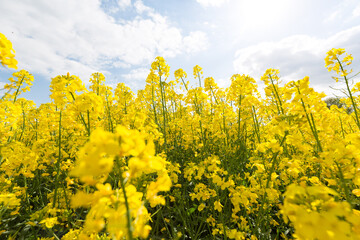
324, 97, 353, 114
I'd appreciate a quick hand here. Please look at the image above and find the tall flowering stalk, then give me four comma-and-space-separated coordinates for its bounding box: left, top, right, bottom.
325, 48, 360, 130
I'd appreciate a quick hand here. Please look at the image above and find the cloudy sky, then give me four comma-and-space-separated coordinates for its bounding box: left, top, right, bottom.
1, 0, 360, 104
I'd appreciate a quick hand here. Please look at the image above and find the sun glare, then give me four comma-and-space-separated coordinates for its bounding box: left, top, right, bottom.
229, 0, 293, 31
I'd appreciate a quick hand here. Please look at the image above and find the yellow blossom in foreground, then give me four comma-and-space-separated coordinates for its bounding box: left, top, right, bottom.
282, 184, 360, 239
70, 125, 171, 239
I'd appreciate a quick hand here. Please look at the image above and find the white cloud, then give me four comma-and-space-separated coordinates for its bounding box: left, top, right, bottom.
111, 60, 131, 68
122, 67, 149, 80
324, 9, 342, 23
353, 3, 360, 17
322, 0, 360, 22
203, 21, 217, 29
133, 0, 152, 14
118, 0, 131, 9
233, 26, 360, 96
0, 0, 208, 82
196, 0, 228, 7
183, 31, 210, 53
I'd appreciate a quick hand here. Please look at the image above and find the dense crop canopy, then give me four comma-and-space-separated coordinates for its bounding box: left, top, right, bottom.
1, 33, 360, 239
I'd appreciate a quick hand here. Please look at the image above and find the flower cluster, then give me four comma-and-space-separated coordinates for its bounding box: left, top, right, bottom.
0, 33, 17, 69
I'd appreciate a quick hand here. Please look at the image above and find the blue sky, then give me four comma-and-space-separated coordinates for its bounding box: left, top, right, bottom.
1, 0, 360, 105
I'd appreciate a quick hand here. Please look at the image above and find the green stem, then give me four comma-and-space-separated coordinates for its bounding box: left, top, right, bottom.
87, 110, 91, 135
24, 175, 30, 212
297, 85, 322, 153
151, 79, 159, 128
158, 66, 168, 151
18, 108, 26, 141
180, 77, 188, 91
13, 76, 25, 103
105, 93, 114, 132
197, 70, 202, 88
269, 75, 284, 115
53, 110, 62, 208
337, 58, 360, 130
339, 116, 345, 139
238, 95, 242, 141
252, 106, 261, 143
117, 158, 134, 240
336, 162, 352, 206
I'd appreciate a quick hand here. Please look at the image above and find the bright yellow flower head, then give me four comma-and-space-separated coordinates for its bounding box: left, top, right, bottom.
0, 32, 18, 69
151, 56, 170, 78
174, 68, 187, 80
325, 48, 353, 77
40, 217, 58, 229
261, 68, 280, 85
3, 70, 34, 102
50, 73, 86, 108
193, 65, 203, 79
